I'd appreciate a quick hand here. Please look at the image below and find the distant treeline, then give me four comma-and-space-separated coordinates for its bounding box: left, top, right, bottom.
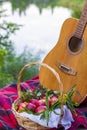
0, 0, 85, 18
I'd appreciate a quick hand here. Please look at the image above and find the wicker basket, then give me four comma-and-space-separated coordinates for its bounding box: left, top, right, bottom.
12, 62, 64, 130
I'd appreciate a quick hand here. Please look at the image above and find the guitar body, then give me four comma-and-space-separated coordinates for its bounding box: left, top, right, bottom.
39, 18, 87, 103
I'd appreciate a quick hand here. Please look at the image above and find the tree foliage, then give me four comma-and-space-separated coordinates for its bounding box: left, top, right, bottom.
1, 0, 85, 17
0, 11, 40, 88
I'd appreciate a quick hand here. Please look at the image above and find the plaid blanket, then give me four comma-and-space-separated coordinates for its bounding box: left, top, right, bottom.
0, 76, 87, 130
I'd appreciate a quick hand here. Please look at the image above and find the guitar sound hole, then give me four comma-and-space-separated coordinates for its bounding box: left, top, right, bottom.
68, 36, 83, 54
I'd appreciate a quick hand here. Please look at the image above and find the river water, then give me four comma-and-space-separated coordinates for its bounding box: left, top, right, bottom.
1, 2, 71, 60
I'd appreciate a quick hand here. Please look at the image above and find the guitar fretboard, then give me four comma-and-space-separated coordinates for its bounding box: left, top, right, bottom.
74, 1, 87, 39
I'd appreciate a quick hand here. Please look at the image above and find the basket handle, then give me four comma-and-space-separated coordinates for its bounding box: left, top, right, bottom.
17, 62, 63, 98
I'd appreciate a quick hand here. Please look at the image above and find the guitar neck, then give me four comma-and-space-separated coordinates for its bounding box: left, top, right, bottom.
74, 0, 87, 39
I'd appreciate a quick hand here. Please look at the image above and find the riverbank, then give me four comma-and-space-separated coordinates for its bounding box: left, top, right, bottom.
52, 0, 85, 18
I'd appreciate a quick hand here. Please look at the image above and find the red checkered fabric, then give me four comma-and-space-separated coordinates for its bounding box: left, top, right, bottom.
0, 76, 87, 130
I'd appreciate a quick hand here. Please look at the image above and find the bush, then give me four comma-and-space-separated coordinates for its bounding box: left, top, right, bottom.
0, 11, 41, 88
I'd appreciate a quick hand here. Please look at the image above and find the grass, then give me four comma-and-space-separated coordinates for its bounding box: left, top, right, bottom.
57, 0, 86, 18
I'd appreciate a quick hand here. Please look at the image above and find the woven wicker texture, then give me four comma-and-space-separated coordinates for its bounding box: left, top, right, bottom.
12, 62, 64, 130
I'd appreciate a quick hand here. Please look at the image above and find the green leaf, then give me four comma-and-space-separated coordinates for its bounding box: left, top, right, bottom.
40, 113, 45, 120
53, 110, 60, 115
51, 101, 61, 110
67, 85, 77, 99
25, 108, 34, 114
46, 92, 49, 109
66, 98, 76, 114
74, 90, 82, 97
44, 110, 50, 126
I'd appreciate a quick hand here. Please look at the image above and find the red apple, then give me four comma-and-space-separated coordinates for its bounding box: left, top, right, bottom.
23, 101, 28, 106
50, 96, 58, 105
18, 102, 27, 108
48, 98, 52, 106
38, 99, 46, 106
18, 102, 27, 112
51, 96, 58, 102
35, 106, 46, 114
27, 102, 36, 111
29, 99, 39, 107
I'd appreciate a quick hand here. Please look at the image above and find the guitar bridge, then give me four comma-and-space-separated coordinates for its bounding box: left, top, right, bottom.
56, 61, 77, 76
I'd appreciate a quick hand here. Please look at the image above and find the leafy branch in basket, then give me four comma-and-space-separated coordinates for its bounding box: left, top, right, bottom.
21, 85, 47, 101
16, 84, 80, 125
40, 85, 80, 125
66, 85, 80, 114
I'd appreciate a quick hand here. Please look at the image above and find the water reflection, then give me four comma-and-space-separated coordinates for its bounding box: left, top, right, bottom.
1, 2, 71, 60
2, 0, 59, 15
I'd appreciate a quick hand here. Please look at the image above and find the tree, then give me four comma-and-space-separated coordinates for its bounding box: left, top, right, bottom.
0, 11, 40, 88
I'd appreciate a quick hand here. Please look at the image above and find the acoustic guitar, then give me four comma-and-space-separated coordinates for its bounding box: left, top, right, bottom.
39, 1, 87, 103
